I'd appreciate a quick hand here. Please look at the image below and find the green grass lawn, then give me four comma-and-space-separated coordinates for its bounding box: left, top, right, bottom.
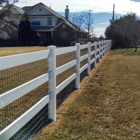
32, 48, 140, 140
113, 47, 140, 54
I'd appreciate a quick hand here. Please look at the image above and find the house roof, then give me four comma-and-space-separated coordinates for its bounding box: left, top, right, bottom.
11, 22, 19, 30
56, 19, 64, 26
22, 3, 46, 13
0, 21, 19, 31
29, 14, 54, 17
12, 5, 25, 14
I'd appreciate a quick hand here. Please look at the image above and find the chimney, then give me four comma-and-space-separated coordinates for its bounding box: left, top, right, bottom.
65, 5, 69, 20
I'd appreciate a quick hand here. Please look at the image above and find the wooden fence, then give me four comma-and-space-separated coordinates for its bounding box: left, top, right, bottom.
0, 40, 112, 139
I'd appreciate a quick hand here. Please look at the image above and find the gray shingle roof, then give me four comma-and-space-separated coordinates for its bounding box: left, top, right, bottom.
11, 23, 19, 30
13, 5, 25, 14
22, 2, 48, 13
56, 19, 64, 26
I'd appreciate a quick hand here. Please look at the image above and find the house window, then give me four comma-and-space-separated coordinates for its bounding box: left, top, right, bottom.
61, 31, 68, 37
32, 18, 40, 25
47, 17, 52, 25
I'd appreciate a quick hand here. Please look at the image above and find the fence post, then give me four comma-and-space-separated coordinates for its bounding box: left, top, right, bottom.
102, 40, 104, 56
101, 41, 103, 59
107, 41, 109, 51
87, 42, 91, 75
105, 40, 107, 53
103, 41, 105, 54
102, 41, 103, 56
103, 40, 105, 56
105, 40, 107, 54
48, 45, 56, 121
75, 43, 80, 89
94, 41, 97, 68
99, 41, 101, 62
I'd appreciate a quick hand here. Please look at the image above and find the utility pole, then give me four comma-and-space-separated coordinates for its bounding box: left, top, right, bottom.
109, 3, 115, 24
112, 3, 115, 23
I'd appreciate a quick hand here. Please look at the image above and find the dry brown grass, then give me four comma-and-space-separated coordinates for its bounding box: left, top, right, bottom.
0, 46, 46, 57
32, 49, 140, 140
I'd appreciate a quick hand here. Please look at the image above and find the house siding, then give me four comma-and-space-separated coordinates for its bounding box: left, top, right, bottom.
30, 6, 52, 15
41, 17, 47, 26
52, 17, 57, 26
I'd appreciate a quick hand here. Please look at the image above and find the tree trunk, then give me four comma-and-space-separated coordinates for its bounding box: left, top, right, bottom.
134, 45, 137, 52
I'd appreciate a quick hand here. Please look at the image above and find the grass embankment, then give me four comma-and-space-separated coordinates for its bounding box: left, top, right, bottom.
34, 48, 140, 140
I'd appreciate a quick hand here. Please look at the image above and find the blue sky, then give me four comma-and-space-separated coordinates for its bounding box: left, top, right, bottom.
16, 0, 140, 37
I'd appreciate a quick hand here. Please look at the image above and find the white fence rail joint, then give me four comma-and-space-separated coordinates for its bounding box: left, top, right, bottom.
0, 40, 112, 140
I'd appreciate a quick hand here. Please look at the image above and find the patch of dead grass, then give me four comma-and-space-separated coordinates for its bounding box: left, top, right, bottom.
32, 50, 140, 140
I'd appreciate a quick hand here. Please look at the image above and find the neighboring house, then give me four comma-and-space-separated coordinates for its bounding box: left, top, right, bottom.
1, 2, 87, 45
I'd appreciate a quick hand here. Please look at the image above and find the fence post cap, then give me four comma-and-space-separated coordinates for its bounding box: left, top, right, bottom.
88, 42, 91, 44
47, 45, 56, 49
76, 43, 80, 45
76, 43, 80, 50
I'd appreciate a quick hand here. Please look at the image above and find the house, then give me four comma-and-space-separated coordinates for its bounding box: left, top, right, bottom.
1, 2, 87, 46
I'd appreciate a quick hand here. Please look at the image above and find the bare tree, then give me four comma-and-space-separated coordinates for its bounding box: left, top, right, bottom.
70, 10, 94, 41
83, 10, 94, 40
70, 13, 85, 29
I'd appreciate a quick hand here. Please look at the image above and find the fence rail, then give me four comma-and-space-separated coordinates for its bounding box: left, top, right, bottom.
0, 40, 112, 140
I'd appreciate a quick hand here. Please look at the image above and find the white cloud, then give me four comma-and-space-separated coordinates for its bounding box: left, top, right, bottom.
93, 27, 106, 37
16, 0, 140, 15
99, 22, 109, 25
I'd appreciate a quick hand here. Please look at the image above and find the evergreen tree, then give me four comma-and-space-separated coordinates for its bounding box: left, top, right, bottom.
18, 13, 32, 45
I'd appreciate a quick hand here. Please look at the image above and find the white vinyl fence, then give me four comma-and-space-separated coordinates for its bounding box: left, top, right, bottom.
0, 40, 112, 139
